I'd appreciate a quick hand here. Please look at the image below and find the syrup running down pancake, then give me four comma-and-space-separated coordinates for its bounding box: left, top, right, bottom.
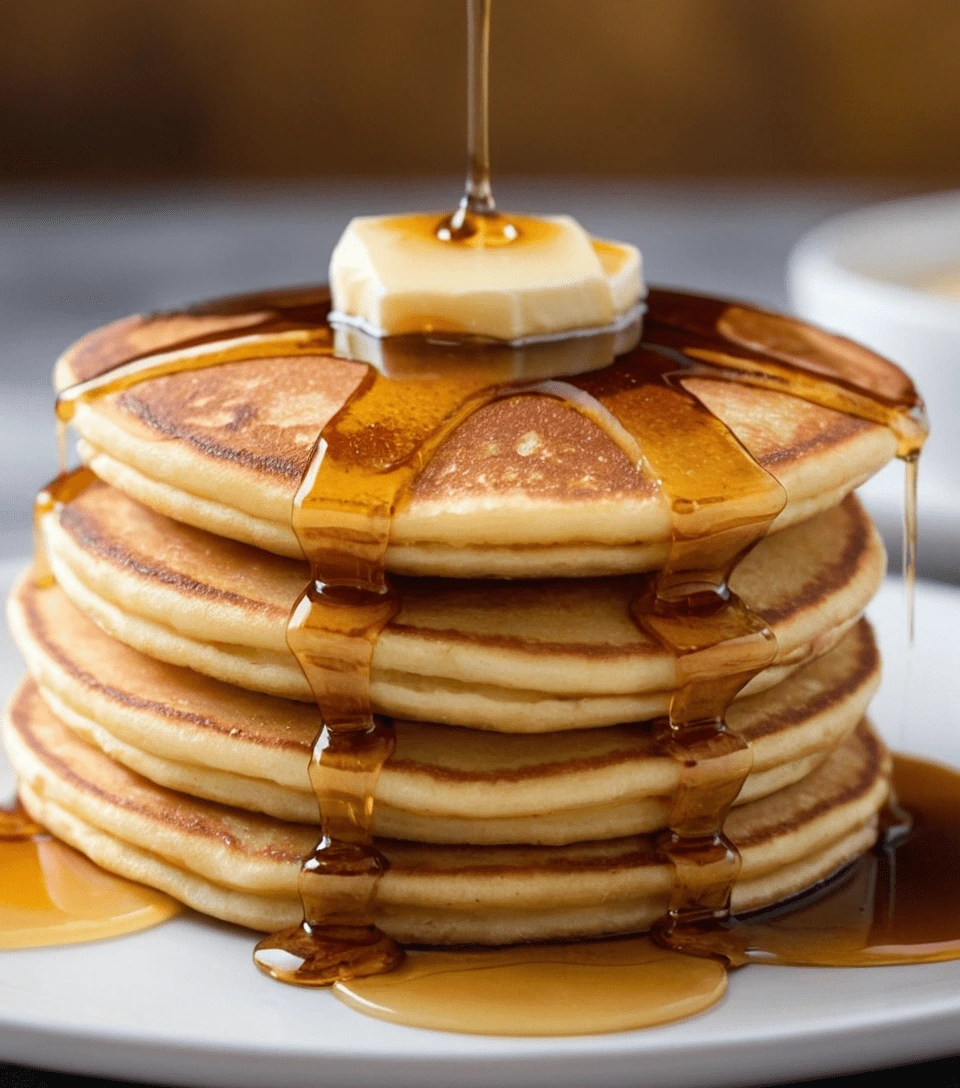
53, 289, 901, 578
35, 264, 918, 988
37, 483, 884, 727
5, 681, 889, 946
19, 264, 926, 1004
6, 0, 957, 1038
9, 575, 881, 844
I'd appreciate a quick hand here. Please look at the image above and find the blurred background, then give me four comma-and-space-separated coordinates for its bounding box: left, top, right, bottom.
4, 0, 960, 183
2, 0, 960, 568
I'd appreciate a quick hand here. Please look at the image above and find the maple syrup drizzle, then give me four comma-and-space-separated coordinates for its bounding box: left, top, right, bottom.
460, 0, 494, 218
239, 279, 926, 989
251, 369, 504, 985
11, 3, 952, 1027
39, 290, 336, 575
652, 299, 927, 459
31, 279, 929, 990
0, 799, 178, 950
646, 297, 928, 659
602, 306, 925, 962
437, 0, 519, 247
55, 308, 333, 475
250, 339, 636, 986
542, 349, 781, 949
903, 452, 920, 642
18, 0, 935, 992
684, 755, 960, 968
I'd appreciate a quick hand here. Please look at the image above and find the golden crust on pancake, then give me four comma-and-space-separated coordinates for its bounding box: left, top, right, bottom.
10, 285, 906, 951
9, 575, 880, 842
39, 483, 885, 729
5, 681, 889, 944
54, 290, 897, 577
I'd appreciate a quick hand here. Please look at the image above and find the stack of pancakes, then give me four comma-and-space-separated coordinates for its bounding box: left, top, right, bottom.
5, 292, 896, 946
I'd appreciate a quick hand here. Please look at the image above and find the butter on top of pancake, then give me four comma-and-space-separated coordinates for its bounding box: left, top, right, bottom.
37, 482, 885, 730
328, 213, 643, 341
53, 289, 898, 577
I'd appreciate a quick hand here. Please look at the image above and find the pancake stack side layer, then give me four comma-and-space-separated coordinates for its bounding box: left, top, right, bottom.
4, 286, 912, 947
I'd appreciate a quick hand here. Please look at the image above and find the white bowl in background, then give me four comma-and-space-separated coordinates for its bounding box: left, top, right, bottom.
788, 190, 960, 578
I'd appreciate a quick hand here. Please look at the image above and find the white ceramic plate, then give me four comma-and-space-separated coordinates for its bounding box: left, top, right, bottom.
1, 558, 960, 1088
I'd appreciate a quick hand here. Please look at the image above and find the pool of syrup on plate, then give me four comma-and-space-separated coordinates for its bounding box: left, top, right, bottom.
10, 0, 960, 1039
0, 800, 178, 950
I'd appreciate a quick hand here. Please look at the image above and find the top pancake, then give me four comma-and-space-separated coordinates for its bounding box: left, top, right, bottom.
54, 287, 900, 578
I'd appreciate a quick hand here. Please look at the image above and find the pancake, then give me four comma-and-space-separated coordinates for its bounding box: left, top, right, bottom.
39, 482, 886, 730
54, 288, 898, 578
9, 575, 881, 844
5, 680, 890, 945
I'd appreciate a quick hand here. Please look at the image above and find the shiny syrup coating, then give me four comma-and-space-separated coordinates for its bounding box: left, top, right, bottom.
683, 754, 960, 970
13, 0, 943, 1027
17, 0, 945, 1027
36, 278, 928, 1008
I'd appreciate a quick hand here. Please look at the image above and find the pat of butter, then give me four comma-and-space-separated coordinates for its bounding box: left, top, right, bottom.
329, 213, 644, 342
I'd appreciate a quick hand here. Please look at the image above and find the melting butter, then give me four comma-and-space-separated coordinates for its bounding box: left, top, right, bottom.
329, 212, 643, 342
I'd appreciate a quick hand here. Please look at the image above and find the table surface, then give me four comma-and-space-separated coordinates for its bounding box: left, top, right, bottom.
2, 178, 957, 1088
